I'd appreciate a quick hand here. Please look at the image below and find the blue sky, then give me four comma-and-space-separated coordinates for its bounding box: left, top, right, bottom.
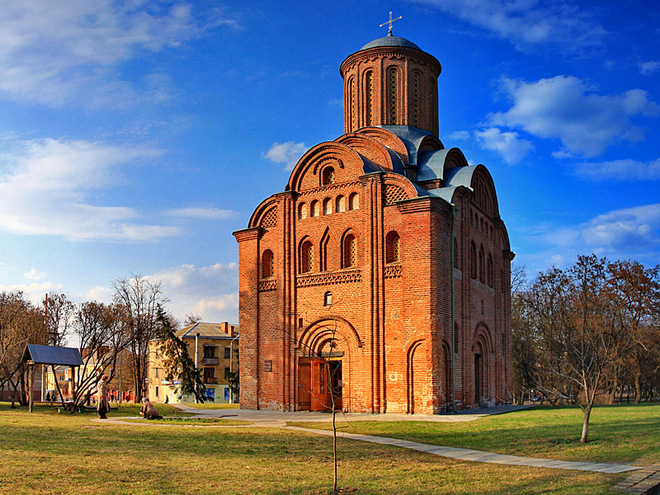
0, 0, 658, 324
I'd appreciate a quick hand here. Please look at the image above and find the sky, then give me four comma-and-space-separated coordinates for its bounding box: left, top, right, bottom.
0, 0, 658, 325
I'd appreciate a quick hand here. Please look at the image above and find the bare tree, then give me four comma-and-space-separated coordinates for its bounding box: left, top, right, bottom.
605, 260, 660, 403
69, 301, 132, 408
0, 292, 47, 405
112, 275, 168, 401
43, 292, 74, 347
528, 256, 633, 443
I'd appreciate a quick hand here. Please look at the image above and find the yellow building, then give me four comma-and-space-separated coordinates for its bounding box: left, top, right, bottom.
148, 322, 239, 404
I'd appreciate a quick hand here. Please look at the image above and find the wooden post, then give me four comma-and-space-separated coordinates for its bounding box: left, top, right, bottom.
70, 366, 76, 411
28, 363, 34, 413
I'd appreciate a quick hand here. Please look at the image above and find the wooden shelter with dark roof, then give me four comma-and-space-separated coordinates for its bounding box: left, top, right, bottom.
22, 344, 84, 412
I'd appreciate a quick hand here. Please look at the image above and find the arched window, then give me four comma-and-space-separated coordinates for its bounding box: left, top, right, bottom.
342, 233, 357, 268
310, 200, 319, 217
385, 231, 400, 263
298, 203, 307, 220
412, 71, 420, 126
478, 246, 485, 283
300, 240, 314, 274
322, 166, 335, 186
348, 76, 356, 130
323, 197, 332, 215
324, 291, 332, 306
487, 253, 493, 287
348, 192, 359, 210
365, 70, 374, 126
262, 250, 274, 278
388, 67, 398, 124
470, 241, 477, 279
320, 231, 330, 272
336, 195, 346, 213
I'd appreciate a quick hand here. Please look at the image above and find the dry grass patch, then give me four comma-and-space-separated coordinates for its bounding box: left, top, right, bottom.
0, 402, 629, 494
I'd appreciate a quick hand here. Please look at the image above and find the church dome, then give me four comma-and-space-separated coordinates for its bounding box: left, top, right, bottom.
360, 35, 422, 51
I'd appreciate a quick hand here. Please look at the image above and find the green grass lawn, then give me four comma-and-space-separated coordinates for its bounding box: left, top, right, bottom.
0, 402, 652, 494
291, 403, 660, 466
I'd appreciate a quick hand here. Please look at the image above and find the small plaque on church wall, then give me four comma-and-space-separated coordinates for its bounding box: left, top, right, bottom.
264, 360, 273, 372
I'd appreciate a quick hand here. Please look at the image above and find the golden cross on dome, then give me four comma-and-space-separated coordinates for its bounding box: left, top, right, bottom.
379, 11, 402, 36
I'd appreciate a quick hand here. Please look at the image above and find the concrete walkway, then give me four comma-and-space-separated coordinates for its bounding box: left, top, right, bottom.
94, 404, 642, 475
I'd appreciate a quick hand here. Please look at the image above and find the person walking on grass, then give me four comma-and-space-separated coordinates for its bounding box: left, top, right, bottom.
97, 375, 109, 419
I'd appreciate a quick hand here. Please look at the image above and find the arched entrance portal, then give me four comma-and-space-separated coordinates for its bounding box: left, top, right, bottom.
473, 324, 493, 407
297, 318, 360, 412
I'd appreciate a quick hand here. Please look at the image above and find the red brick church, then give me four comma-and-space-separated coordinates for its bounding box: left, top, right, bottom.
234, 31, 514, 414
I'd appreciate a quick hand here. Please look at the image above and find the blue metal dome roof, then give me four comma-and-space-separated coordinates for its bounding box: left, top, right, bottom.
360, 35, 421, 51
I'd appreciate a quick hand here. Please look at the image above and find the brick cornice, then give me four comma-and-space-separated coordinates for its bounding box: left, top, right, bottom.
233, 227, 260, 243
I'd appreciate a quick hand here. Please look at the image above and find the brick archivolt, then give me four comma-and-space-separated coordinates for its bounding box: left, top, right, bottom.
298, 317, 363, 357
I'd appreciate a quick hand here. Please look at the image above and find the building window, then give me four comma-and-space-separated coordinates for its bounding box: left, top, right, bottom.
487, 253, 493, 287
224, 367, 230, 379
155, 386, 159, 397
320, 233, 330, 272
385, 231, 400, 263
365, 70, 374, 126
323, 197, 332, 215
336, 195, 346, 213
298, 203, 307, 220
470, 241, 477, 279
324, 291, 333, 306
262, 249, 274, 278
224, 347, 231, 359
322, 167, 335, 186
310, 200, 319, 217
204, 367, 216, 383
300, 240, 314, 273
388, 67, 398, 124
204, 346, 216, 358
479, 246, 485, 283
348, 192, 359, 210
342, 234, 357, 268
412, 71, 420, 126
155, 368, 159, 378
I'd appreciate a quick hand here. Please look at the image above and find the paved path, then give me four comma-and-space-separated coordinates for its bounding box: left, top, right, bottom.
93, 404, 642, 475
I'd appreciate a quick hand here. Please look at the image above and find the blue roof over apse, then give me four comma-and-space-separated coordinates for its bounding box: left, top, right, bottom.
22, 344, 84, 366
361, 36, 422, 51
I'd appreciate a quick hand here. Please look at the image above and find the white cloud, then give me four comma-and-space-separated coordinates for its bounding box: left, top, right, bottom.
0, 281, 63, 302
574, 158, 660, 181
264, 141, 309, 171
0, 1, 231, 107
167, 207, 236, 220
639, 60, 660, 75
473, 127, 533, 164
86, 285, 115, 304
410, 0, 606, 52
23, 268, 46, 281
490, 76, 660, 157
447, 130, 471, 141
0, 137, 179, 241
547, 204, 660, 254
148, 263, 239, 323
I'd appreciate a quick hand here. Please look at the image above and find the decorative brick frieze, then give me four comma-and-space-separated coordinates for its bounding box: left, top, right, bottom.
296, 269, 362, 288
258, 279, 277, 292
384, 264, 402, 279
